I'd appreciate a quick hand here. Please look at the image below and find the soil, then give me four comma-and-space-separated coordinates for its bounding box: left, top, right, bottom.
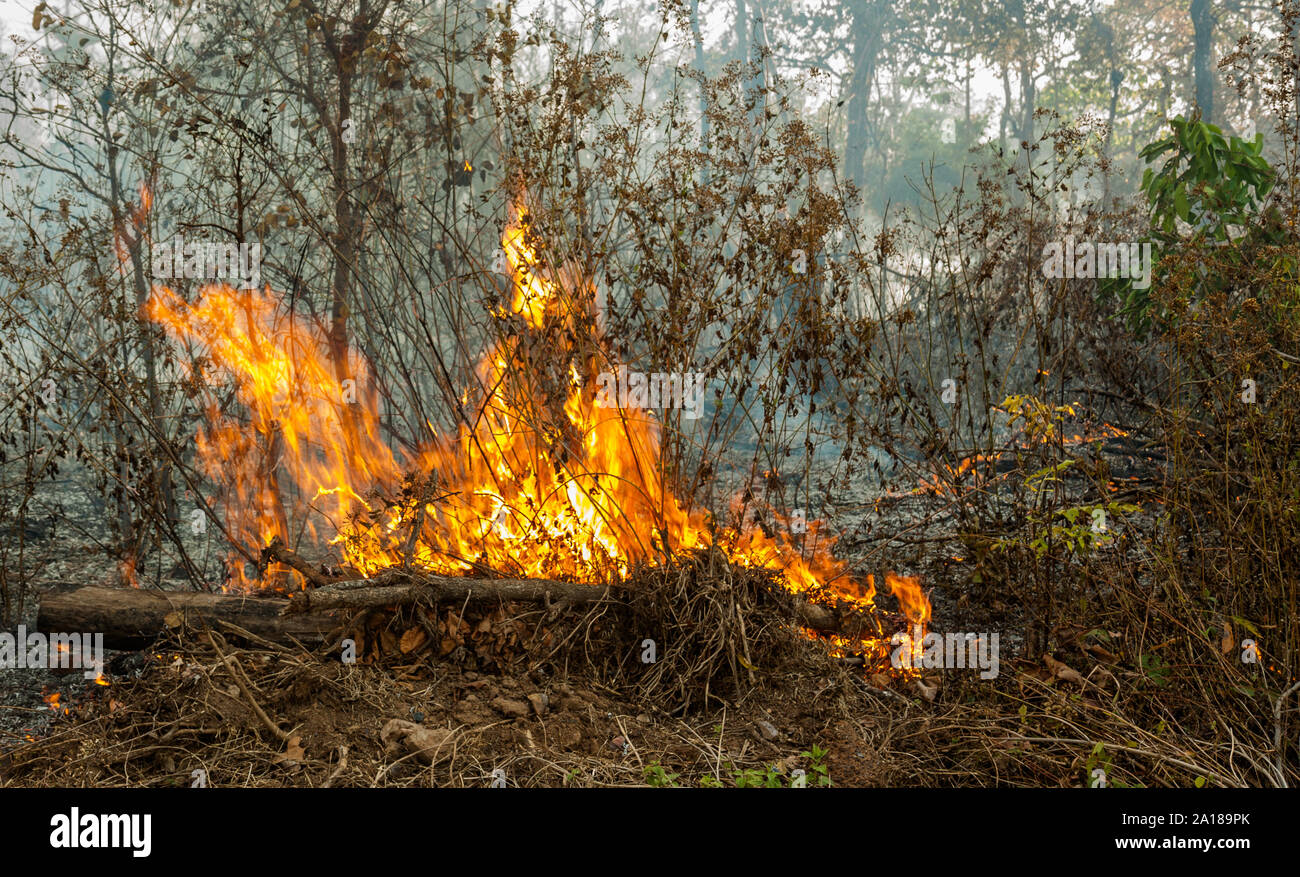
0, 625, 903, 787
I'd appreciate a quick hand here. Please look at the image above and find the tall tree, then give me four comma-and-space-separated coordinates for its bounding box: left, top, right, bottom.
1191, 0, 1215, 121
844, 0, 887, 190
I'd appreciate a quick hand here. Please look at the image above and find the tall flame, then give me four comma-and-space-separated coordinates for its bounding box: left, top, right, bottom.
146, 201, 928, 664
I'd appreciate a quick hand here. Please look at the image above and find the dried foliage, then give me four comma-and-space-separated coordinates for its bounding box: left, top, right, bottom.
2, 0, 1299, 787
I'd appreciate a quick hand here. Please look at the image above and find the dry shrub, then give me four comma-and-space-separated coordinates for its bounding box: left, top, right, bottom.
612, 549, 837, 713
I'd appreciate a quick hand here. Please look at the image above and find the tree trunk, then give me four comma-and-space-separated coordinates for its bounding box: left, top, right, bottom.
1000, 64, 1013, 151
734, 0, 749, 64
101, 27, 176, 559
1005, 0, 1034, 143
1191, 0, 1214, 122
691, 0, 710, 160
1291, 8, 1300, 124
324, 4, 378, 481
844, 1, 884, 190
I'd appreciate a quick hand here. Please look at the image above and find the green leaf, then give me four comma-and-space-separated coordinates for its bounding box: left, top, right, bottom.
1231, 615, 1260, 636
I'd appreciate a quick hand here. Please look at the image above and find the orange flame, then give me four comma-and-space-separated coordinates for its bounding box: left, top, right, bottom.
909, 422, 1130, 498
119, 556, 139, 589
146, 200, 926, 666
113, 182, 152, 267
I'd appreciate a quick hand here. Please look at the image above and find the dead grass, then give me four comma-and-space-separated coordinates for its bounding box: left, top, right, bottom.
1, 555, 1283, 788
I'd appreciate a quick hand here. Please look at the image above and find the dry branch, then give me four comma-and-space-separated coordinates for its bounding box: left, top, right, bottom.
260, 536, 341, 588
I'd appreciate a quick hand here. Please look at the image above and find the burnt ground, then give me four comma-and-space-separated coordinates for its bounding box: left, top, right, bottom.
1, 438, 1187, 788
0, 561, 923, 788
0, 526, 1019, 788
0, 545, 1168, 789
1, 640, 902, 788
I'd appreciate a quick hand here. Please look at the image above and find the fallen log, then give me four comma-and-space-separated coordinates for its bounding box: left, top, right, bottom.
284, 572, 623, 614
286, 571, 839, 632
36, 584, 337, 651
37, 573, 840, 650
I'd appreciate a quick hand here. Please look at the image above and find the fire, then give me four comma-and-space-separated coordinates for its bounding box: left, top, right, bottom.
909, 422, 1130, 498
886, 572, 930, 629
113, 181, 151, 268
146, 200, 926, 668
119, 556, 139, 588
911, 453, 997, 497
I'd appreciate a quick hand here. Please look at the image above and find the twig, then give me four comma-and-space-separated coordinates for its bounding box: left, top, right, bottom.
261, 536, 336, 588
217, 619, 296, 654
1271, 681, 1300, 788
208, 631, 292, 744
322, 745, 349, 788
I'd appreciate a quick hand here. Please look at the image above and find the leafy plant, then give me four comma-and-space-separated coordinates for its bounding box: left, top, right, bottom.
1108, 114, 1282, 333
1140, 116, 1275, 242
732, 765, 785, 788
643, 762, 680, 788
1084, 741, 1132, 788
800, 744, 833, 787
989, 396, 1139, 558
1139, 653, 1170, 688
